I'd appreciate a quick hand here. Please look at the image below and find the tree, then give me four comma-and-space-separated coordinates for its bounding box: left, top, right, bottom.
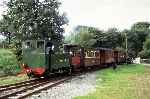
127, 22, 150, 58
65, 26, 96, 48
0, 0, 68, 44
89, 27, 105, 48
104, 28, 124, 48
0, 15, 14, 44
65, 26, 125, 49
139, 35, 150, 58
93, 28, 125, 49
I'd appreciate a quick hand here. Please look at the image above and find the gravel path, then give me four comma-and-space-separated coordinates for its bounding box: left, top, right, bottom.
26, 71, 98, 99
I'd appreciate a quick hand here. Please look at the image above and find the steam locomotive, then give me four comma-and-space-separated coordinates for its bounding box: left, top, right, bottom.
22, 39, 126, 77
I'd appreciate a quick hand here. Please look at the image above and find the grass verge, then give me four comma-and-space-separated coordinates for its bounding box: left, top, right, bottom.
74, 64, 150, 99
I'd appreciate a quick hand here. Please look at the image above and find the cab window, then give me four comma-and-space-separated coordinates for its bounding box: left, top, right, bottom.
23, 41, 31, 48
37, 41, 44, 49
24, 41, 36, 49
26, 42, 30, 48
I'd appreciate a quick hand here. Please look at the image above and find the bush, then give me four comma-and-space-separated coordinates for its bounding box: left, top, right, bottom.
140, 50, 150, 59
140, 37, 150, 58
0, 49, 21, 75
9, 42, 23, 63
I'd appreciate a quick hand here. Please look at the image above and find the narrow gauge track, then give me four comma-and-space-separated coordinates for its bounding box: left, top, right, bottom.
0, 78, 47, 92
0, 78, 39, 89
0, 76, 71, 99
0, 67, 102, 99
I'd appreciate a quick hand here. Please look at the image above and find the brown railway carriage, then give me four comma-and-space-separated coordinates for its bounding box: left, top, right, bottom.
63, 44, 127, 72
114, 50, 126, 64
84, 49, 100, 67
84, 48, 115, 68
64, 44, 118, 72
99, 48, 115, 66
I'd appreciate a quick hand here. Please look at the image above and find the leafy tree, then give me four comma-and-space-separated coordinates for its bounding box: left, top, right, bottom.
0, 0, 68, 44
0, 15, 14, 44
143, 37, 150, 50
89, 27, 105, 48
66, 26, 96, 48
65, 26, 125, 49
104, 28, 124, 48
131, 22, 150, 32
127, 22, 150, 58
92, 28, 125, 50
139, 35, 150, 58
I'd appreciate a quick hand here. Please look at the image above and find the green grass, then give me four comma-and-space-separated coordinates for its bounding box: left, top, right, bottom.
0, 75, 28, 86
0, 49, 21, 75
74, 64, 150, 99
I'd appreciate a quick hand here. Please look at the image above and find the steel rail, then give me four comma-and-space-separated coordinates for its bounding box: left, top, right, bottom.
0, 77, 71, 99
0, 80, 51, 99
0, 78, 39, 89
0, 79, 44, 92
17, 77, 71, 99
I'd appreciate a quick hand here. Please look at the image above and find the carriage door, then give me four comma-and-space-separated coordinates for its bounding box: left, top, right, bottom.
71, 51, 81, 68
71, 48, 84, 71
100, 49, 106, 65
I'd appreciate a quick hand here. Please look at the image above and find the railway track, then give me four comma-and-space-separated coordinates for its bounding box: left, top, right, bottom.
0, 68, 99, 99
0, 78, 39, 89
0, 76, 71, 99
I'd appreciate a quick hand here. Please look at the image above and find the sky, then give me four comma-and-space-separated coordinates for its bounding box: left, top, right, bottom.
0, 0, 150, 34
60, 0, 150, 33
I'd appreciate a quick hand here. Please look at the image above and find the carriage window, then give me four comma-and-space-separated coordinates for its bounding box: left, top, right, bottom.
86, 51, 96, 57
95, 51, 99, 57
37, 41, 44, 49
73, 52, 80, 57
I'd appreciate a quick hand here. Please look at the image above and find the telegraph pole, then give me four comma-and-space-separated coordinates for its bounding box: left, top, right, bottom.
125, 32, 128, 64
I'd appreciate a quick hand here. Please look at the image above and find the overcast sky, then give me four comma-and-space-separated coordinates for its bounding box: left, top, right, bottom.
0, 0, 6, 18
1, 0, 150, 33
61, 0, 150, 32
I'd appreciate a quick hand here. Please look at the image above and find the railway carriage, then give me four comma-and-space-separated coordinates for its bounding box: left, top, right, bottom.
84, 49, 100, 67
102, 48, 115, 66
65, 46, 116, 71
63, 44, 84, 72
84, 48, 115, 68
114, 50, 126, 64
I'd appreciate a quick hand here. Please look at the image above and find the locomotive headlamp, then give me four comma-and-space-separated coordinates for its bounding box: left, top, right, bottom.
69, 51, 73, 55
22, 63, 26, 67
26, 69, 30, 72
